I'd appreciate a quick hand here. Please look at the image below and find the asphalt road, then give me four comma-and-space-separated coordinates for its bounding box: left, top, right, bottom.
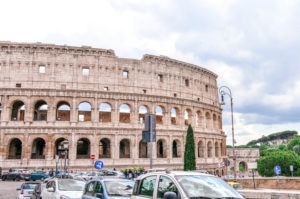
0, 180, 24, 199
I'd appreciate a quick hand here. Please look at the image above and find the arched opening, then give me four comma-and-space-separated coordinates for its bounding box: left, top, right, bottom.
119, 104, 130, 123
138, 105, 148, 124
99, 103, 112, 122
34, 100, 48, 121
207, 141, 212, 157
11, 101, 25, 121
31, 138, 46, 159
56, 101, 71, 121
157, 139, 167, 158
198, 141, 204, 158
171, 107, 179, 125
77, 138, 90, 159
139, 140, 148, 158
78, 102, 92, 121
119, 139, 130, 158
99, 138, 111, 158
8, 138, 22, 159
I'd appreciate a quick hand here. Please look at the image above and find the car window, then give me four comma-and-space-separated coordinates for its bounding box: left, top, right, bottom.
95, 182, 103, 193
84, 181, 96, 196
138, 175, 156, 197
157, 176, 179, 199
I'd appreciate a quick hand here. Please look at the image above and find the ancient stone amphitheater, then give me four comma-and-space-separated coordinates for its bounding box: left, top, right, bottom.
0, 41, 226, 173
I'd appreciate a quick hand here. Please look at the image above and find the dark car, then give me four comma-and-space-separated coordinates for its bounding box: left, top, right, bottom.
82, 178, 134, 199
2, 169, 31, 181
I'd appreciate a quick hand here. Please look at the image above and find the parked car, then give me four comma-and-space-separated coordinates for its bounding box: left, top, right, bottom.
41, 178, 86, 199
82, 178, 134, 199
227, 181, 243, 190
2, 169, 31, 181
30, 170, 49, 181
131, 169, 245, 199
31, 181, 44, 199
16, 181, 40, 199
99, 170, 125, 178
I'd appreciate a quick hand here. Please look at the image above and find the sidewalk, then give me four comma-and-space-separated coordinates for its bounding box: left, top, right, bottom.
239, 188, 300, 199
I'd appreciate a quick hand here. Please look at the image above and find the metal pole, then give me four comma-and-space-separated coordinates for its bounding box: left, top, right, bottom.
230, 96, 237, 181
150, 115, 153, 169
219, 86, 237, 181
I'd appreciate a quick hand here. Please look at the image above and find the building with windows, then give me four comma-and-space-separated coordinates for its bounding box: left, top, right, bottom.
0, 41, 226, 173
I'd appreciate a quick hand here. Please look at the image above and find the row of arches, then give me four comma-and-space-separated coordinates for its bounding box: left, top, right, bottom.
1, 99, 222, 129
7, 136, 225, 160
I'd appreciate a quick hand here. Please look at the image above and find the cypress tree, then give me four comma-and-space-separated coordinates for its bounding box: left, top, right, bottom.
184, 124, 196, 171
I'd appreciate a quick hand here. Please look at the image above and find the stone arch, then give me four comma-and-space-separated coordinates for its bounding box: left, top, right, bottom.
31, 137, 46, 159
215, 141, 219, 157
155, 105, 165, 125
56, 101, 71, 121
78, 101, 92, 122
207, 141, 212, 157
120, 139, 130, 158
213, 113, 217, 129
119, 103, 131, 123
205, 112, 211, 129
99, 138, 111, 158
184, 108, 192, 126
138, 105, 149, 124
157, 139, 167, 158
170, 107, 180, 125
239, 161, 248, 172
8, 138, 22, 159
196, 110, 203, 128
55, 138, 69, 159
34, 100, 48, 121
11, 100, 25, 121
99, 102, 112, 122
172, 139, 181, 158
139, 140, 148, 158
198, 140, 205, 158
77, 138, 90, 159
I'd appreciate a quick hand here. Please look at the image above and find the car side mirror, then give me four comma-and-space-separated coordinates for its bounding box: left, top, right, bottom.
164, 191, 177, 199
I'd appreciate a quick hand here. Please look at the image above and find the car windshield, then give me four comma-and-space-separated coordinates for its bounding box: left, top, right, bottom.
104, 180, 134, 196
58, 180, 85, 191
175, 175, 243, 198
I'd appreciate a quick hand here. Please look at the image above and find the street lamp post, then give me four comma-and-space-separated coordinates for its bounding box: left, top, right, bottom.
59, 140, 69, 178
219, 86, 237, 181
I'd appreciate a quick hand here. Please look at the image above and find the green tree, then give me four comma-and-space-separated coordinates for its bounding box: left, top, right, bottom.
257, 150, 300, 176
184, 124, 196, 171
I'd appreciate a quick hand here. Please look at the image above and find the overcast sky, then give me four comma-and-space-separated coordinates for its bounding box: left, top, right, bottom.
1, 0, 300, 145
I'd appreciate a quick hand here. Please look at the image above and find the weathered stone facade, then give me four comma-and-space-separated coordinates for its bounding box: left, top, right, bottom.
0, 41, 226, 172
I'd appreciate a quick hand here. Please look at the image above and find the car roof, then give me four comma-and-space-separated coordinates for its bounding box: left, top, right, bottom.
87, 177, 132, 182
136, 170, 214, 179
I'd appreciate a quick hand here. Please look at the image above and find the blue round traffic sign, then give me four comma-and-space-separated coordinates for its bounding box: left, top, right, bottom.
94, 160, 104, 170
274, 165, 281, 175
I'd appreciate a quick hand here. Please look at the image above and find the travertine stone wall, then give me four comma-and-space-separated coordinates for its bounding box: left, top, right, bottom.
0, 41, 227, 172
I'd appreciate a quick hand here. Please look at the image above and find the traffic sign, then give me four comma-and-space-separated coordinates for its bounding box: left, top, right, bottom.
94, 160, 104, 170
274, 165, 281, 175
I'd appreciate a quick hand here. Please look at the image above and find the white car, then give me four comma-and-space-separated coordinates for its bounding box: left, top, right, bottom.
131, 169, 245, 199
16, 181, 40, 199
41, 178, 86, 199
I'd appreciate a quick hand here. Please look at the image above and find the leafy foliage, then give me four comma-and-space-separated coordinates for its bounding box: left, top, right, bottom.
257, 150, 300, 177
184, 125, 196, 171
246, 130, 297, 146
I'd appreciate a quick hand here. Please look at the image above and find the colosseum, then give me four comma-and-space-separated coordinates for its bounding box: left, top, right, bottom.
0, 41, 227, 174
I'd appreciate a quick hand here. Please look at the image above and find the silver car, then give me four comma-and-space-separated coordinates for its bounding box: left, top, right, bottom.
131, 170, 244, 199
16, 181, 40, 199
41, 178, 86, 199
